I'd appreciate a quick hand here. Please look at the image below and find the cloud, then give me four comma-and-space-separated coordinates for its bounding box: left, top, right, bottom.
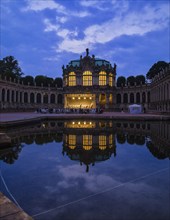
22, 0, 66, 13
80, 0, 109, 11
22, 0, 91, 18
56, 16, 68, 24
57, 164, 117, 192
54, 3, 169, 53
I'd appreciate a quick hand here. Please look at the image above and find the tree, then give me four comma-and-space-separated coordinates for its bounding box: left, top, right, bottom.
22, 75, 35, 86
35, 75, 45, 86
127, 76, 135, 86
146, 61, 169, 80
54, 77, 63, 87
135, 75, 146, 85
0, 56, 23, 80
116, 76, 126, 87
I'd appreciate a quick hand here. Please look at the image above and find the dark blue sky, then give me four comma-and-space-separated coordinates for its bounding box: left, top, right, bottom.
1, 0, 169, 78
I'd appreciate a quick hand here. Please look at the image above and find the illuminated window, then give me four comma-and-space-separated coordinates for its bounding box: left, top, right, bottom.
83, 71, 92, 86
109, 134, 113, 148
68, 135, 76, 149
109, 94, 113, 104
68, 72, 76, 86
99, 135, 106, 150
109, 73, 113, 86
83, 135, 92, 150
99, 71, 106, 86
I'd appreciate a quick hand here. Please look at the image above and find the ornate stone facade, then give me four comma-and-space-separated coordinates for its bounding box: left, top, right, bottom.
0, 49, 169, 112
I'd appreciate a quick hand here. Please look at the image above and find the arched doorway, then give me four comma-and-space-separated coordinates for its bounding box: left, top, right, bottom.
99, 93, 106, 106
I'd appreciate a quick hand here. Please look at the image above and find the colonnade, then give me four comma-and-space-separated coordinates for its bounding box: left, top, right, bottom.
0, 79, 63, 110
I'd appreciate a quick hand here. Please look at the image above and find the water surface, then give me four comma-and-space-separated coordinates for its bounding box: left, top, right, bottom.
0, 120, 169, 220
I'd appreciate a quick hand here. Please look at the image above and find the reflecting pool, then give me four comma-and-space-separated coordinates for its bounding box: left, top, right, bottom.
0, 120, 170, 220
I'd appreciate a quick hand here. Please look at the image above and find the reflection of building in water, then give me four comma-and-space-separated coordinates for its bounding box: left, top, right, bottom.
115, 121, 170, 159
63, 120, 117, 172
0, 144, 22, 164
0, 120, 169, 165
147, 122, 170, 159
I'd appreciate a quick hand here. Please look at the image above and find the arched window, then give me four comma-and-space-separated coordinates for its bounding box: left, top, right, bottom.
142, 92, 146, 103
24, 92, 28, 103
58, 94, 62, 104
109, 73, 113, 86
68, 135, 76, 149
7, 90, 10, 102
83, 135, 92, 150
116, 94, 121, 104
109, 94, 113, 104
37, 93, 41, 103
50, 94, 55, 103
83, 71, 92, 86
99, 71, 106, 86
2, 89, 5, 102
30, 93, 35, 103
123, 93, 128, 104
130, 93, 134, 103
136, 93, 140, 103
68, 72, 76, 86
99, 135, 106, 150
99, 93, 106, 105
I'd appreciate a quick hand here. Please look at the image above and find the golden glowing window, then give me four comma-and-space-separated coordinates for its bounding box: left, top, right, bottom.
99, 71, 106, 86
99, 135, 106, 150
109, 73, 113, 86
109, 134, 113, 148
109, 94, 113, 104
83, 135, 92, 150
83, 71, 92, 86
68, 72, 76, 86
68, 135, 76, 148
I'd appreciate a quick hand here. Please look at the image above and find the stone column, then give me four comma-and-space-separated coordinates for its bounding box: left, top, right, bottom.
21, 92, 24, 103
106, 93, 110, 109
96, 93, 99, 108
41, 93, 43, 104
35, 93, 37, 104
48, 94, 50, 104
28, 92, 30, 103
127, 93, 130, 104
9, 90, 12, 103
134, 93, 136, 103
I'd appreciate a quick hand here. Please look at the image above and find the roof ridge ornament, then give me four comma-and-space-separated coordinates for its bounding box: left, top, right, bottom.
86, 48, 89, 56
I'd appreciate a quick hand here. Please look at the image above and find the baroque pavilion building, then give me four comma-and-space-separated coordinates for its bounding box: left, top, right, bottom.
62, 48, 116, 110
0, 48, 170, 112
